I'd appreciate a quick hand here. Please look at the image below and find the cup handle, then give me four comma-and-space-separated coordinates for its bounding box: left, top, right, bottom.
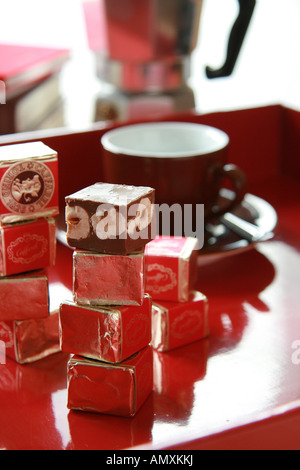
210, 164, 247, 218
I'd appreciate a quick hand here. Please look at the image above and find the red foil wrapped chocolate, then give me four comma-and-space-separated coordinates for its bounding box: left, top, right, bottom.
0, 141, 59, 224
67, 346, 153, 417
152, 291, 209, 352
145, 236, 198, 302
59, 294, 152, 363
73, 249, 145, 306
0, 217, 56, 277
0, 310, 60, 364
0, 270, 49, 321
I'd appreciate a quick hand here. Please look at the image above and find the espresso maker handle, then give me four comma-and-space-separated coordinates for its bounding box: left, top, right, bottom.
206, 0, 256, 79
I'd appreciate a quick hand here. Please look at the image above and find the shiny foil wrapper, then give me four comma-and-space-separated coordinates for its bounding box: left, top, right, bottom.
0, 270, 49, 321
73, 249, 145, 307
0, 217, 56, 277
59, 294, 152, 363
152, 291, 209, 352
0, 141, 59, 225
0, 310, 60, 364
67, 346, 153, 417
145, 236, 198, 302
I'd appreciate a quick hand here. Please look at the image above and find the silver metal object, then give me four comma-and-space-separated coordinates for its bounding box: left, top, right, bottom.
100, 0, 256, 92
100, 0, 202, 92
220, 194, 278, 243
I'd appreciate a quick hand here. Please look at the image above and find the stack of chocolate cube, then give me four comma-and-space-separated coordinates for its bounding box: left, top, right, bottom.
145, 235, 210, 352
59, 182, 155, 417
0, 141, 60, 364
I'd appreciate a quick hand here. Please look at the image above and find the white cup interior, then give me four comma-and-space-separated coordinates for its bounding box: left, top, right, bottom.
101, 122, 229, 158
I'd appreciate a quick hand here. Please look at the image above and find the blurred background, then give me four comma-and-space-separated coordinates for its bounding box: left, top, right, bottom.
0, 0, 300, 133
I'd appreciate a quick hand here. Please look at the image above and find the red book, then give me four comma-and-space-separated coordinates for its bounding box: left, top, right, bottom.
0, 43, 69, 99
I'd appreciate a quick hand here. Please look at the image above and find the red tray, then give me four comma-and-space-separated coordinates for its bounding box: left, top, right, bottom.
0, 105, 300, 450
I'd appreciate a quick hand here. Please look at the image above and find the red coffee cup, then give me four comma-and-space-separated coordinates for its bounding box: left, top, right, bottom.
101, 122, 246, 220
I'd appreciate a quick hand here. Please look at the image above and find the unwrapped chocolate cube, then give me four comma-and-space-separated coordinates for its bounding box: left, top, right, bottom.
59, 294, 152, 363
152, 291, 209, 352
0, 217, 56, 277
145, 236, 198, 302
73, 249, 145, 306
0, 270, 49, 321
67, 346, 153, 417
65, 182, 155, 255
0, 141, 59, 224
0, 310, 60, 364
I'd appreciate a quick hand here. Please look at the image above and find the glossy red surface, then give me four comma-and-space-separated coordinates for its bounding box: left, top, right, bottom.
0, 106, 300, 450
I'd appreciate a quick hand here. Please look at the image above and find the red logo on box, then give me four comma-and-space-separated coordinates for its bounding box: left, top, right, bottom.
171, 310, 203, 339
7, 233, 48, 265
1, 161, 55, 215
147, 263, 177, 294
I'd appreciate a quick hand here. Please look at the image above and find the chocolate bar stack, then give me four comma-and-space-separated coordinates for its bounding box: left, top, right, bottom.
145, 235, 210, 352
0, 141, 60, 364
59, 182, 155, 417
